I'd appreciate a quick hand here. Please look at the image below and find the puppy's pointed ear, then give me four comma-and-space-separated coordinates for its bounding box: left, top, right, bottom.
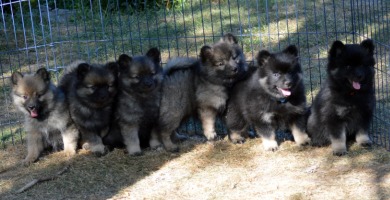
106, 62, 119, 77
283, 45, 298, 57
329, 40, 345, 58
220, 33, 239, 44
117, 54, 132, 72
35, 68, 50, 83
256, 50, 271, 67
200, 45, 213, 63
77, 63, 91, 80
146, 47, 161, 64
11, 71, 23, 85
360, 39, 375, 56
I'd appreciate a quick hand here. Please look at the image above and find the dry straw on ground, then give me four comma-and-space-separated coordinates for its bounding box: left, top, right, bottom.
1, 136, 389, 200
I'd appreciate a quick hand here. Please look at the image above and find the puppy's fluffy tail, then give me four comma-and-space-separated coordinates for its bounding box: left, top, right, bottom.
164, 57, 199, 75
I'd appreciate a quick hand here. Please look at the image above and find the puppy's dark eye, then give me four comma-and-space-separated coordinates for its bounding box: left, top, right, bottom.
273, 73, 280, 78
22, 95, 28, 100
86, 85, 96, 90
216, 62, 224, 66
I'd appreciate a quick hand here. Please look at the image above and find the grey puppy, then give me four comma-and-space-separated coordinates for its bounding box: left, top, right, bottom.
11, 68, 79, 165
104, 48, 163, 155
158, 33, 248, 151
59, 61, 118, 155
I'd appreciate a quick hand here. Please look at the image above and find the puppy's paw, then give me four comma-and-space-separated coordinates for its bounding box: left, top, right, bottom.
333, 149, 348, 156
230, 136, 246, 144
262, 139, 279, 152
127, 145, 142, 156
149, 138, 162, 150
360, 140, 373, 148
63, 149, 77, 157
331, 140, 347, 156
82, 142, 91, 151
356, 133, 372, 148
21, 156, 37, 166
93, 147, 108, 157
204, 131, 217, 141
128, 151, 143, 157
229, 132, 246, 144
165, 145, 179, 153
295, 135, 311, 146
83, 143, 108, 157
162, 138, 179, 153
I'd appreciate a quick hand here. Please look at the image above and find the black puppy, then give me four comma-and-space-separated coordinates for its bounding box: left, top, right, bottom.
307, 39, 375, 156
225, 45, 310, 151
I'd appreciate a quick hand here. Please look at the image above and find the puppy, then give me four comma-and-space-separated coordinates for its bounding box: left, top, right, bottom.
225, 45, 311, 151
104, 48, 163, 155
11, 68, 78, 165
158, 33, 248, 151
59, 61, 118, 155
307, 39, 375, 156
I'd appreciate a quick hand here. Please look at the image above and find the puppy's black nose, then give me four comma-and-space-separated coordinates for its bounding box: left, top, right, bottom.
356, 75, 364, 81
98, 89, 109, 101
144, 81, 153, 88
99, 95, 108, 101
355, 70, 365, 81
28, 105, 35, 110
285, 81, 292, 88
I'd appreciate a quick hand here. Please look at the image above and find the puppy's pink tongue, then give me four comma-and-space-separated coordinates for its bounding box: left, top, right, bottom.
352, 81, 361, 90
280, 88, 291, 97
30, 110, 38, 118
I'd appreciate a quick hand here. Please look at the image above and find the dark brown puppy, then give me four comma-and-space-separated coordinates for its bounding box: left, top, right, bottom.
59, 61, 118, 155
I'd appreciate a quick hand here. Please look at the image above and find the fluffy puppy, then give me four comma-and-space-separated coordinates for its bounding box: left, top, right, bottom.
59, 61, 118, 155
104, 48, 163, 155
307, 39, 375, 156
225, 45, 310, 151
11, 68, 78, 165
158, 33, 248, 151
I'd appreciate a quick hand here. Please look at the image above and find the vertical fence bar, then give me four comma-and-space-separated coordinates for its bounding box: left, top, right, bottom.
303, 0, 314, 102
245, 0, 254, 60
180, 0, 189, 57
208, 0, 215, 43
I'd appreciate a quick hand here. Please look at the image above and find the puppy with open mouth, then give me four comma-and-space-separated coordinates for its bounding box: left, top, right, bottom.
307, 39, 376, 156
11, 68, 79, 165
225, 45, 310, 151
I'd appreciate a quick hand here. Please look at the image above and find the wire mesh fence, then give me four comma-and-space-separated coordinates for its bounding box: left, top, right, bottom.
0, 0, 389, 150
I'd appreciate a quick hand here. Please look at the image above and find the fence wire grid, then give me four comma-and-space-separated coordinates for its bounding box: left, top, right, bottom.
0, 0, 389, 150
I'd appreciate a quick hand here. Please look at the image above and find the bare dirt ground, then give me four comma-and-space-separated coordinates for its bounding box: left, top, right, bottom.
1, 137, 390, 200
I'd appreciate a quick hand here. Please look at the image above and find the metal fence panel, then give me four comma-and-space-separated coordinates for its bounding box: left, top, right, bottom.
0, 0, 389, 149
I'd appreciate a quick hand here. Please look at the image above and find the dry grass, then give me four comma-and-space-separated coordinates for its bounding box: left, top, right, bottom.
1, 137, 389, 200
